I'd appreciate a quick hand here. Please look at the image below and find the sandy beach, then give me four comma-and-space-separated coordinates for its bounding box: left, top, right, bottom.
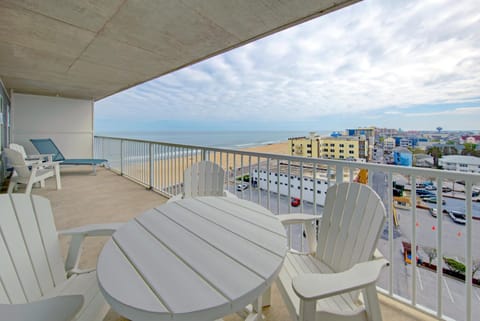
241, 141, 289, 155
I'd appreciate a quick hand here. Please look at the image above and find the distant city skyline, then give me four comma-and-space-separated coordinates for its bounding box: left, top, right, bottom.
95, 0, 480, 132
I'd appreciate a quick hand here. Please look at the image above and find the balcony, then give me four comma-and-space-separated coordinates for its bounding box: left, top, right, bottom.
11, 135, 476, 321
2, 1, 477, 320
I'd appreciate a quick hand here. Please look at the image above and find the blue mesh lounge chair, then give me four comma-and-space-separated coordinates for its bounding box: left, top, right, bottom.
30, 138, 108, 174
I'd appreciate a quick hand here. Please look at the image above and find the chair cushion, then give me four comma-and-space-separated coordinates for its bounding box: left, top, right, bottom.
278, 252, 366, 320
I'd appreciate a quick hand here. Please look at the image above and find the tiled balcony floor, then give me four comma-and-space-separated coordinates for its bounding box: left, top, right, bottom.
26, 166, 437, 321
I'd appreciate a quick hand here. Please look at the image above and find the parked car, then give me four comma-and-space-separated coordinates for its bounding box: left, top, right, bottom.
416, 189, 435, 197
428, 207, 449, 218
291, 197, 301, 207
422, 196, 446, 205
447, 210, 466, 225
236, 183, 249, 191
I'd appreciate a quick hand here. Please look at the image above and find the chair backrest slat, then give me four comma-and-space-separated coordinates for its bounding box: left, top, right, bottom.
29, 196, 66, 286
0, 219, 28, 303
0, 275, 10, 303
183, 161, 225, 198
30, 138, 65, 162
0, 195, 66, 304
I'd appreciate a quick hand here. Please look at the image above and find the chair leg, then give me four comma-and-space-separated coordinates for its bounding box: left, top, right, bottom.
26, 181, 34, 195
7, 181, 16, 193
299, 299, 316, 321
261, 286, 271, 307
55, 164, 62, 189
40, 179, 45, 188
364, 284, 383, 321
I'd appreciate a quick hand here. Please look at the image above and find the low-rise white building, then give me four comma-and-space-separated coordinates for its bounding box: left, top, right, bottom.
439, 155, 480, 173
251, 169, 329, 205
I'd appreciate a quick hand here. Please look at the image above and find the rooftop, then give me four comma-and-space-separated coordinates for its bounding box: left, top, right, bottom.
440, 155, 480, 165
27, 165, 436, 321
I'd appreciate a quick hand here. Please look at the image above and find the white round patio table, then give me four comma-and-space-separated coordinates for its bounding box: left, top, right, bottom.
97, 196, 287, 321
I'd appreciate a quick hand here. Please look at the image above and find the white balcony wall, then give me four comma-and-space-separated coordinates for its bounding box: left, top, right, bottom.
11, 93, 94, 157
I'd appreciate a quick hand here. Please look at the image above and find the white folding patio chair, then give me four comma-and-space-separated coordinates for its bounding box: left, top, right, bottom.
4, 148, 61, 194
0, 193, 121, 321
276, 182, 389, 321
9, 143, 53, 166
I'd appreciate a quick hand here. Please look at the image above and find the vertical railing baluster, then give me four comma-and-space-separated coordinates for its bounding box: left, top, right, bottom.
226, 153, 230, 193
287, 160, 291, 214
300, 161, 304, 214
276, 159, 280, 214
149, 143, 153, 189
176, 146, 180, 195
313, 162, 317, 216
266, 158, 271, 210
233, 153, 237, 196
120, 139, 124, 176
465, 181, 473, 321
387, 172, 394, 296
436, 177, 443, 319
411, 175, 417, 306
162, 145, 166, 193
336, 165, 343, 184
240, 154, 244, 198
257, 156, 261, 205
248, 155, 252, 201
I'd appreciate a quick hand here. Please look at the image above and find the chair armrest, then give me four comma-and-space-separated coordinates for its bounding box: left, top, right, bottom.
277, 213, 318, 226
27, 153, 54, 163
59, 223, 123, 236
292, 258, 389, 301
60, 223, 123, 274
278, 214, 320, 254
0, 295, 83, 321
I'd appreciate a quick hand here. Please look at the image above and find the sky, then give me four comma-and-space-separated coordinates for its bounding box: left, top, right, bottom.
95, 0, 480, 132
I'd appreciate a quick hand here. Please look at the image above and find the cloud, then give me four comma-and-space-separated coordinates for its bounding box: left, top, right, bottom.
402, 107, 480, 117
96, 0, 480, 130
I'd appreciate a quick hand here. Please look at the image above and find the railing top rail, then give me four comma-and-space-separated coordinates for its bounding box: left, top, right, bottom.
95, 135, 480, 183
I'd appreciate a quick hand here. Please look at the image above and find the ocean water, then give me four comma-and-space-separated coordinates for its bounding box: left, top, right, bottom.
95, 130, 325, 149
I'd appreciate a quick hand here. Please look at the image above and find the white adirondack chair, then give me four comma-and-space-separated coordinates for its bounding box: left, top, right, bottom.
168, 161, 235, 202
0, 194, 121, 321
9, 143, 53, 166
4, 148, 61, 194
276, 182, 389, 321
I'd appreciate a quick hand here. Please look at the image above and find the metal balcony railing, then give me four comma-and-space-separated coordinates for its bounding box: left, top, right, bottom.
94, 135, 480, 321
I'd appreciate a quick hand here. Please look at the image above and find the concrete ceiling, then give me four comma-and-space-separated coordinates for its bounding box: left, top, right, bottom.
0, 0, 360, 101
